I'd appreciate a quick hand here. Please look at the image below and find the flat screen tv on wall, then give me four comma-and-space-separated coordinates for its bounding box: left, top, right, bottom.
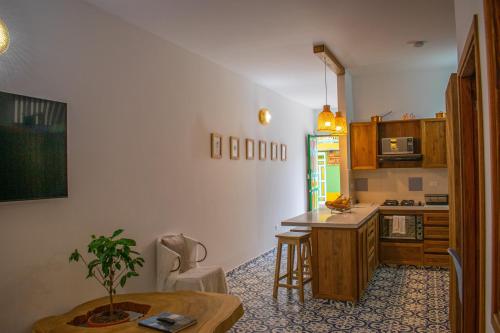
0, 91, 68, 202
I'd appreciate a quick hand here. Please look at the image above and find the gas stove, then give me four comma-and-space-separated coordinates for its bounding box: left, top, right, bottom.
382, 199, 421, 207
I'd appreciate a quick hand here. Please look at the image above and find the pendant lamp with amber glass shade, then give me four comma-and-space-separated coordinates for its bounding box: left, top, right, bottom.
317, 58, 335, 132
333, 110, 348, 135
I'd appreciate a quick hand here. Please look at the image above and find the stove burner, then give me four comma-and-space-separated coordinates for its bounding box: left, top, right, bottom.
382, 199, 417, 206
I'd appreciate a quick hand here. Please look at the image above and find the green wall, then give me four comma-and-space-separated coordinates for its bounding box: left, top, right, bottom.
326, 164, 341, 194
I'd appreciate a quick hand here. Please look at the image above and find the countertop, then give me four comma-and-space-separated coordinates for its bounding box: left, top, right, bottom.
281, 203, 449, 228
281, 204, 379, 228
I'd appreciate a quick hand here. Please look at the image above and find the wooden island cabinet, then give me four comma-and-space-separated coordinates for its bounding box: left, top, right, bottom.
311, 213, 378, 302
282, 206, 380, 303
311, 212, 378, 302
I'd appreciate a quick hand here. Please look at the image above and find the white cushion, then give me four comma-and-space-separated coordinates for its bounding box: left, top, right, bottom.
175, 266, 228, 294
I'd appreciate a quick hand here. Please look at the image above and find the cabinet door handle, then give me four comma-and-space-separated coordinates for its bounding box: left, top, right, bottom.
447, 248, 463, 303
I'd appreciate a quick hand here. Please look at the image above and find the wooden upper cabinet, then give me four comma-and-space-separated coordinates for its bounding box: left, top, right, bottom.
350, 119, 447, 170
350, 122, 377, 170
421, 119, 447, 168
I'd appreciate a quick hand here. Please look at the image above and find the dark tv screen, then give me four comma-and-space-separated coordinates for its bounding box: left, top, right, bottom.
0, 91, 67, 202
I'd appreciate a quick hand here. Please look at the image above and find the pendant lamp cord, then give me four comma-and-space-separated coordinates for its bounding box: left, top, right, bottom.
324, 57, 328, 105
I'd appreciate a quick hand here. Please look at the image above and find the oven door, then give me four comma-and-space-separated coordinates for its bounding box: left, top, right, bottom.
380, 215, 422, 240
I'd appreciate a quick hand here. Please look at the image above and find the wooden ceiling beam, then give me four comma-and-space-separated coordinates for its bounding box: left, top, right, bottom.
313, 44, 345, 75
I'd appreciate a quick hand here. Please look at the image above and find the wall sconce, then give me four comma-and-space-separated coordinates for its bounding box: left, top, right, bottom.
0, 18, 10, 55
258, 108, 271, 125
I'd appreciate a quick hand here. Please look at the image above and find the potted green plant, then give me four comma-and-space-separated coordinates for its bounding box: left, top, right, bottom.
69, 229, 145, 327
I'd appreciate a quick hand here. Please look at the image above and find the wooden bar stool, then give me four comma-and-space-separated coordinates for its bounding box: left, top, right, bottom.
289, 227, 313, 275
273, 231, 313, 303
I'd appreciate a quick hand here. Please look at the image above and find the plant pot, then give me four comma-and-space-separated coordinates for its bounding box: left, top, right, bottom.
86, 310, 130, 327
68, 301, 151, 327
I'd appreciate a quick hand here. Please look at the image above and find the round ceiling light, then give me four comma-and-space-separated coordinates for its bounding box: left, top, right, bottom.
0, 18, 10, 55
258, 108, 271, 125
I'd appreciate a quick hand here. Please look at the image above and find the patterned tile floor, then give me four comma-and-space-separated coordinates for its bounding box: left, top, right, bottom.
227, 249, 450, 333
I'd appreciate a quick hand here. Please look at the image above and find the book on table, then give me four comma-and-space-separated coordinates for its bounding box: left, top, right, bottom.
139, 312, 197, 333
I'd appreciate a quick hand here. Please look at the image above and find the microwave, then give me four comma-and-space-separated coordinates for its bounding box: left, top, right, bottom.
381, 137, 415, 155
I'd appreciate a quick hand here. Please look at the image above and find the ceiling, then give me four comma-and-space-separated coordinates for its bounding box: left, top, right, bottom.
86, 0, 457, 109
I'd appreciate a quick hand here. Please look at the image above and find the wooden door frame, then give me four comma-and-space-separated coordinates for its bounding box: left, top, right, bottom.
456, 15, 486, 333
446, 73, 461, 333
483, 0, 500, 331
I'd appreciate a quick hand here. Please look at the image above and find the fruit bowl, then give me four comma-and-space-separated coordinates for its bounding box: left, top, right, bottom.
325, 195, 352, 213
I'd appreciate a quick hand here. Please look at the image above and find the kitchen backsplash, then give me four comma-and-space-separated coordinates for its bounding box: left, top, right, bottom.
351, 168, 448, 204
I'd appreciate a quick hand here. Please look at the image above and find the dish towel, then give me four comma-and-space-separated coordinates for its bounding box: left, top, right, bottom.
392, 216, 401, 234
398, 216, 406, 234
392, 216, 407, 234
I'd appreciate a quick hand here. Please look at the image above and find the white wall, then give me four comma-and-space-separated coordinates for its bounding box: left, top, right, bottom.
0, 1, 313, 332
454, 0, 494, 332
352, 68, 455, 122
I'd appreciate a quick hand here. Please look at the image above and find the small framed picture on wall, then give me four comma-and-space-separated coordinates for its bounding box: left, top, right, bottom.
281, 144, 287, 161
259, 140, 267, 160
230, 136, 240, 160
246, 139, 254, 160
211, 133, 223, 159
271, 142, 278, 160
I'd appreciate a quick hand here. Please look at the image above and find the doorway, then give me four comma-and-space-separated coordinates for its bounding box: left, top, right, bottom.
448, 15, 485, 333
307, 135, 341, 210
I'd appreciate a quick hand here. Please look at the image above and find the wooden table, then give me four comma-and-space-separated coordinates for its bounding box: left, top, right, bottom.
32, 291, 243, 333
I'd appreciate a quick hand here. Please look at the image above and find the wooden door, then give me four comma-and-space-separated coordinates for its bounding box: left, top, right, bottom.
484, 0, 500, 330
422, 119, 447, 168
446, 73, 462, 333
448, 15, 486, 333
350, 122, 377, 170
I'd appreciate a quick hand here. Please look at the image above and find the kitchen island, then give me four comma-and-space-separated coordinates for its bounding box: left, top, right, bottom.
282, 204, 379, 228
282, 204, 379, 302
